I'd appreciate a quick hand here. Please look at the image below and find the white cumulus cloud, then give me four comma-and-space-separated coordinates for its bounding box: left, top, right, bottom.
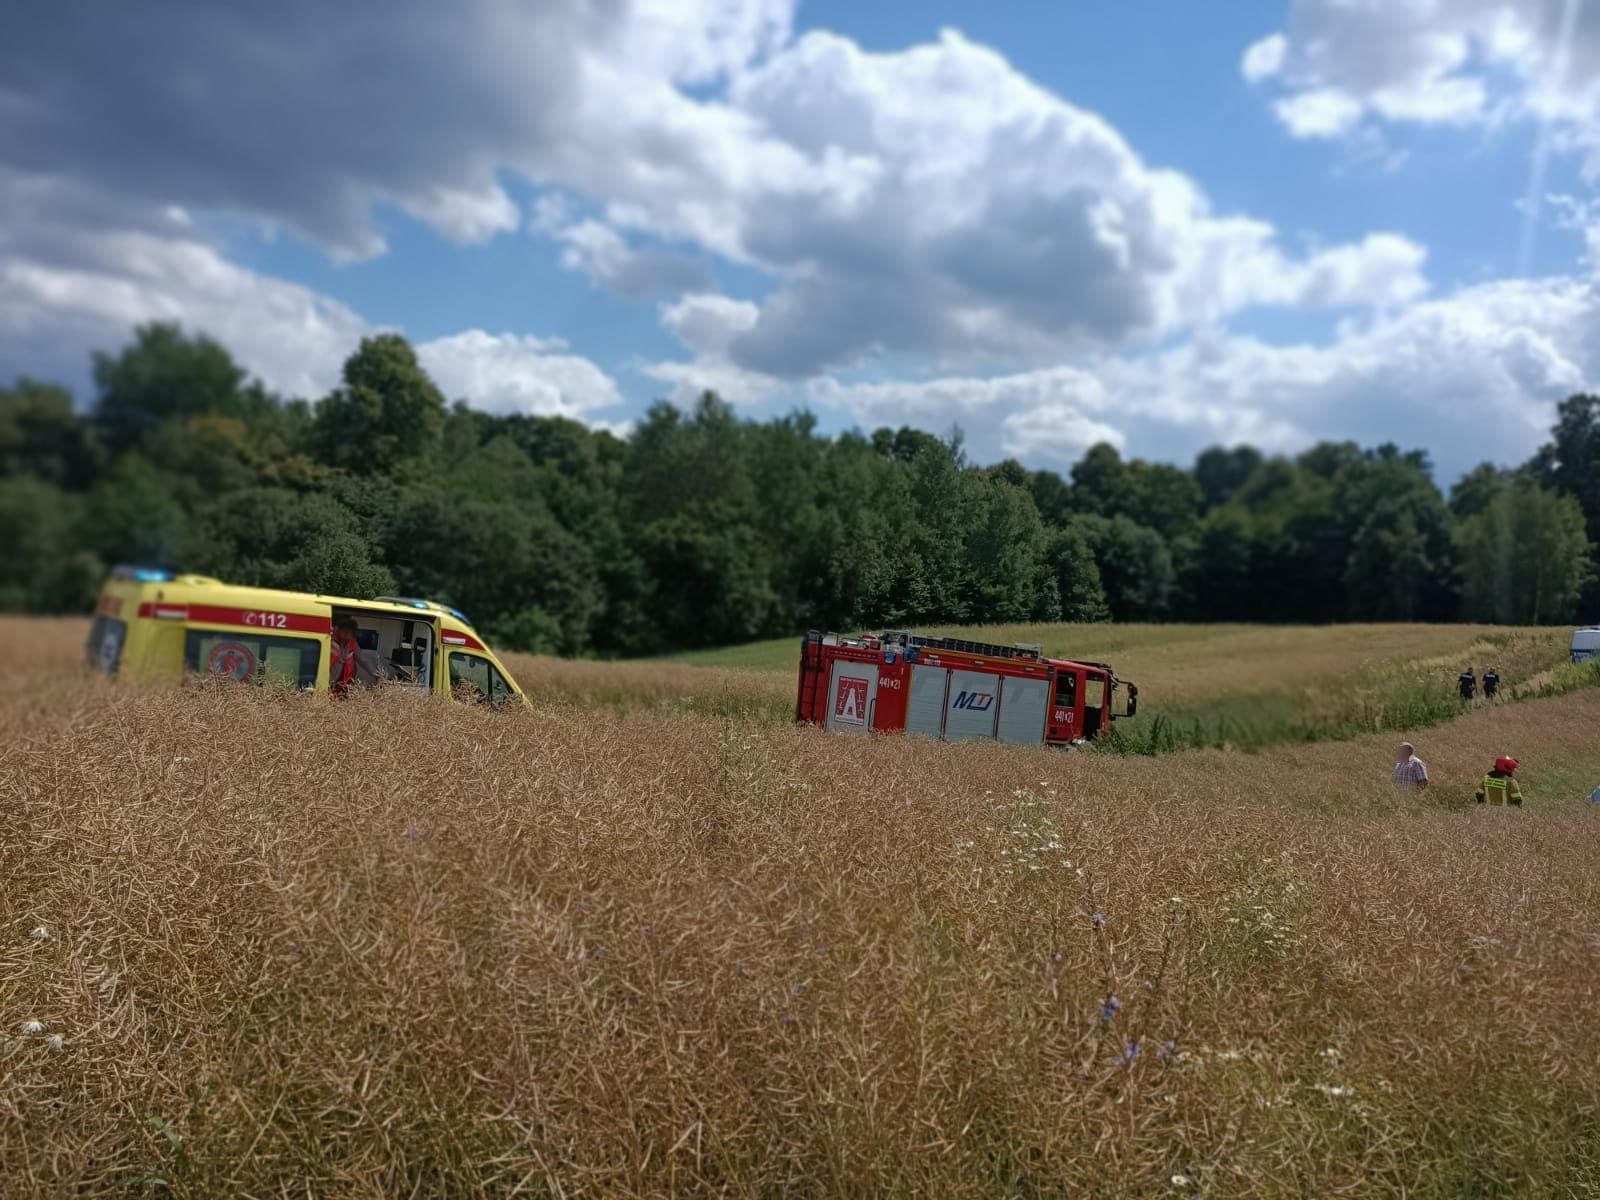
1241, 33, 1288, 83
658, 293, 761, 357
0, 171, 370, 398
1244, 0, 1600, 155
2, 0, 1593, 481
0, 168, 622, 423
418, 330, 623, 419
1273, 89, 1366, 138
399, 183, 521, 246
652, 274, 1595, 479
552, 219, 711, 299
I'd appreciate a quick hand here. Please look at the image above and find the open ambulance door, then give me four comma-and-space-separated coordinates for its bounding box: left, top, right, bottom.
335, 607, 437, 691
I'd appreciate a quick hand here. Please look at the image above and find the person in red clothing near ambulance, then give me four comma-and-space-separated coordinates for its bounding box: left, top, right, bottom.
329, 615, 360, 698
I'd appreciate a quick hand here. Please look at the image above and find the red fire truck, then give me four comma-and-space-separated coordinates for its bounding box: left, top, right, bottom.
796, 629, 1137, 746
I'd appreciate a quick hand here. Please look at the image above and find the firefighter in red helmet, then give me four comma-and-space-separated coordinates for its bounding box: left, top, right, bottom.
1475, 756, 1523, 807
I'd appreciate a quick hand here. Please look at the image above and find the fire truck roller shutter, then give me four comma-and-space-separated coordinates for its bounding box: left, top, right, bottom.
825, 660, 878, 734
996, 676, 1049, 745
944, 669, 1002, 742
905, 665, 948, 738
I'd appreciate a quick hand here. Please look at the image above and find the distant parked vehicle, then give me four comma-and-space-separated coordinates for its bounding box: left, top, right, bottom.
1573, 627, 1600, 663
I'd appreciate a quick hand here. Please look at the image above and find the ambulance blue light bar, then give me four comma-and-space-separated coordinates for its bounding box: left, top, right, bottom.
375, 596, 472, 625
111, 565, 175, 583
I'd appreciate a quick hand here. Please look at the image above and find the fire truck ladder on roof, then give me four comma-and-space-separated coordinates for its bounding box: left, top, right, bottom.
879, 630, 1043, 661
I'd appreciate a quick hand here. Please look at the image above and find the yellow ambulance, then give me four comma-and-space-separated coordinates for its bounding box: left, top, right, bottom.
85, 566, 528, 705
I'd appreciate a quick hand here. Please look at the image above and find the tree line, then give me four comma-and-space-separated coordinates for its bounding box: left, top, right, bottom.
3, 323, 1597, 654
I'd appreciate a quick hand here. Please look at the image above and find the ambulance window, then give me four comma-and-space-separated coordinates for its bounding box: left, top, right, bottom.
1053, 670, 1077, 707
184, 631, 318, 689
449, 652, 512, 704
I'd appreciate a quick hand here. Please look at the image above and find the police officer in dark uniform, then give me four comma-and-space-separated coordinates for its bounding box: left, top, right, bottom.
1482, 667, 1500, 700
1458, 666, 1476, 702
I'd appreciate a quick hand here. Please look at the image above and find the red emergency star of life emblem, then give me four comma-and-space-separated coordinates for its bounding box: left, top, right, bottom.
834, 676, 867, 725
207, 641, 256, 681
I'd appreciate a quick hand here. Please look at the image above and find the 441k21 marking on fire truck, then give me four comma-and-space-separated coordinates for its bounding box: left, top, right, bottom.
85, 565, 528, 705
796, 630, 1136, 746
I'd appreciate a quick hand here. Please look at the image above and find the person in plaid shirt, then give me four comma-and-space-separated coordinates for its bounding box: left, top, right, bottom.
1393, 743, 1429, 792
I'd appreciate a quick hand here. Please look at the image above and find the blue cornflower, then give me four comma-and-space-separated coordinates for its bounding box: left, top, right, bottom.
1100, 995, 1121, 1022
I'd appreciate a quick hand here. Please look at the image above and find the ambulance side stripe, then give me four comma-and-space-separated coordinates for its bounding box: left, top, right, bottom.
137, 602, 332, 634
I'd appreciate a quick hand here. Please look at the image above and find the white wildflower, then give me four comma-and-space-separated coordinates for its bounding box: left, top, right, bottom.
30, 926, 48, 940
45, 1034, 63, 1051
1171, 1174, 1192, 1187
20, 1020, 43, 1035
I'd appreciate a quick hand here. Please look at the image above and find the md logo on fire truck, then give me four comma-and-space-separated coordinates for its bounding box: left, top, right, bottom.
951, 690, 995, 712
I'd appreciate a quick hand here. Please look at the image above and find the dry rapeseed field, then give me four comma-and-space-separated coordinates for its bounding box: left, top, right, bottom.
5, 618, 1600, 1197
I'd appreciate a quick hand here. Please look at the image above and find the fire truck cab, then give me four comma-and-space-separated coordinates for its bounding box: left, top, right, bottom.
85, 565, 528, 706
796, 629, 1135, 746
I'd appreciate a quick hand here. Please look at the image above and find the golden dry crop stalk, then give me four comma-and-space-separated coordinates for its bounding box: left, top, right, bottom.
4, 616, 1600, 1197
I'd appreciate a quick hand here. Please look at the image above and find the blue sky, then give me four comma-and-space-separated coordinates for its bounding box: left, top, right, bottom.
4, 0, 1599, 483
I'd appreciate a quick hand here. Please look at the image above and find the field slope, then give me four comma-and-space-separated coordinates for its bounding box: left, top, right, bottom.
5, 617, 1600, 1196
